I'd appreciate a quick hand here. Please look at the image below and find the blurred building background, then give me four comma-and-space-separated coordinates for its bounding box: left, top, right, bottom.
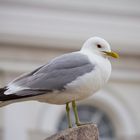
0, 0, 140, 140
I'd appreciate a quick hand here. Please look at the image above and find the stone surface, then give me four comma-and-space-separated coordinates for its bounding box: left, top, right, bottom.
45, 124, 98, 140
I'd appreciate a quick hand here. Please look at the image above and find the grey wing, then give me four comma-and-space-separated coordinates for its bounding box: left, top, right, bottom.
6, 52, 95, 97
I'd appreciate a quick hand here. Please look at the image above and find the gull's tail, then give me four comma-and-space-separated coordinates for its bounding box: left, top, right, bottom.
0, 87, 29, 107
0, 87, 50, 107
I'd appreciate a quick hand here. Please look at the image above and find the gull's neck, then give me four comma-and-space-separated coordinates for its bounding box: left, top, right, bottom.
80, 47, 111, 84
80, 47, 109, 65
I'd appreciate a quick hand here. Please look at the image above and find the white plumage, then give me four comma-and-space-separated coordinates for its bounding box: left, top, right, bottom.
0, 37, 119, 127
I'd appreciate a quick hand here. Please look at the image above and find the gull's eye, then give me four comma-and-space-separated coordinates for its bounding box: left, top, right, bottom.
97, 44, 102, 48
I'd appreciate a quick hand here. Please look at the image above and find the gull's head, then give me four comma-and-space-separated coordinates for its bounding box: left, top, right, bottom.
81, 37, 119, 58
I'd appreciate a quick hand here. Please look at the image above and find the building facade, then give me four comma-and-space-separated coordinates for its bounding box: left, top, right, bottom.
0, 0, 140, 140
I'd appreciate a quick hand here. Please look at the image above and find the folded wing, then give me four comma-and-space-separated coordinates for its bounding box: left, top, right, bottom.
0, 52, 95, 101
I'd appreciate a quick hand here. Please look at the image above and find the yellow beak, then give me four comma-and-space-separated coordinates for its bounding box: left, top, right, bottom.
102, 51, 119, 58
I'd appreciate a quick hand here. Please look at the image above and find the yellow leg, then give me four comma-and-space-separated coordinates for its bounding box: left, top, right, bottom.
66, 102, 72, 128
72, 100, 81, 126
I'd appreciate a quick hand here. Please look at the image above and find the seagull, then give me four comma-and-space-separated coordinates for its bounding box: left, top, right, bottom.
0, 37, 119, 128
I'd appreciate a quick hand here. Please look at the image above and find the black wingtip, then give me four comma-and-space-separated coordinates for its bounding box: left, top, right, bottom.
0, 87, 7, 94
0, 87, 24, 101
0, 87, 10, 101
0, 88, 51, 101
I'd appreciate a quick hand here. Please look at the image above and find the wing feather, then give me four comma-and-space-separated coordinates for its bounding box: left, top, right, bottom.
2, 52, 95, 100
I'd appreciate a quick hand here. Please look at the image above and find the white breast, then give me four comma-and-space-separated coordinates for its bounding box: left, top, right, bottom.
50, 54, 111, 103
